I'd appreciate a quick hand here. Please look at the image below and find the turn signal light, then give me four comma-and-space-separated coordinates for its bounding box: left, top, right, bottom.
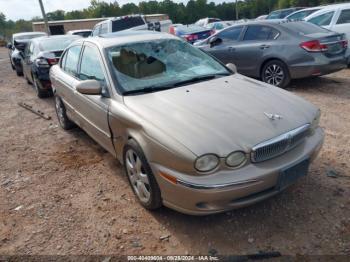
159, 172, 177, 185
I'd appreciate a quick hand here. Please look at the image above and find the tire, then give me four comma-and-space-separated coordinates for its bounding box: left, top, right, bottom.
261, 60, 291, 88
54, 95, 75, 130
33, 74, 47, 98
15, 64, 23, 76
123, 139, 162, 210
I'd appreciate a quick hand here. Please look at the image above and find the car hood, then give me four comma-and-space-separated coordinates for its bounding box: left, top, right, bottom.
124, 74, 317, 156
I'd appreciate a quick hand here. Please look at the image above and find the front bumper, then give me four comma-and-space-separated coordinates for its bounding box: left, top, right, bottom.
289, 56, 347, 79
151, 127, 324, 215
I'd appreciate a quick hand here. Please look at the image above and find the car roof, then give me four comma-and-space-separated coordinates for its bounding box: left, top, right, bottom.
305, 3, 350, 20
270, 7, 304, 12
31, 34, 81, 43
13, 32, 46, 37
285, 6, 322, 18
84, 31, 178, 48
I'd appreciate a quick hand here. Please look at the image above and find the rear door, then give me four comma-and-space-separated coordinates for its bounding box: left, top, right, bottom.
200, 26, 244, 64
74, 43, 115, 155
54, 44, 83, 124
232, 25, 280, 77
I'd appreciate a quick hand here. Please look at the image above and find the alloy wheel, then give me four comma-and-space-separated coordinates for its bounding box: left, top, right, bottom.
264, 64, 284, 86
125, 149, 151, 203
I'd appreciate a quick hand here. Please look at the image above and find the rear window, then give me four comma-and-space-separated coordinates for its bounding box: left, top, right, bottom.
40, 37, 79, 52
281, 22, 329, 35
288, 9, 320, 20
14, 34, 45, 41
267, 11, 282, 19
112, 17, 145, 32
208, 18, 221, 23
74, 31, 91, 37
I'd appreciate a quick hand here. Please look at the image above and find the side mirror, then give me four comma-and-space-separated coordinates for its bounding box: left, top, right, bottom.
209, 36, 222, 47
76, 80, 102, 95
226, 63, 237, 74
7, 43, 13, 49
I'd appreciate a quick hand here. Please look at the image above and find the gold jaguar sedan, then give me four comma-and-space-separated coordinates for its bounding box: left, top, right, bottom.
50, 31, 324, 215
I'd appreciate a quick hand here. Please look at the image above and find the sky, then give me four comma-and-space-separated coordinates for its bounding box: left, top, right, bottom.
0, 0, 233, 21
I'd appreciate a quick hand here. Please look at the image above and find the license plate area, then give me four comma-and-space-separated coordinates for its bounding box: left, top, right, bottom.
278, 158, 310, 190
327, 43, 343, 54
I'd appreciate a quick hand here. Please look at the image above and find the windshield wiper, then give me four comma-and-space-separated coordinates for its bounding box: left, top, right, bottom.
122, 73, 230, 96
123, 85, 175, 95
172, 73, 230, 87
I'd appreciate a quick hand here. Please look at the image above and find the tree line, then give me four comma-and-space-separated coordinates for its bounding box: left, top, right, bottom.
0, 0, 348, 41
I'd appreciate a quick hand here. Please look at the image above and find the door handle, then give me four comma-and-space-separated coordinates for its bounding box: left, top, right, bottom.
228, 47, 236, 52
260, 44, 270, 49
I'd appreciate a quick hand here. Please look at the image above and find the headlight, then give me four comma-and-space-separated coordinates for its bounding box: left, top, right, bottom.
226, 151, 247, 168
194, 154, 219, 172
310, 110, 321, 134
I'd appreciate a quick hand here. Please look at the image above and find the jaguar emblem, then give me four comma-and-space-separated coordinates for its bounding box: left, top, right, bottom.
264, 112, 283, 120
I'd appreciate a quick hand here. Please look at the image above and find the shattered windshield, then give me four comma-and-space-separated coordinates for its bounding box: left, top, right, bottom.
107, 39, 230, 94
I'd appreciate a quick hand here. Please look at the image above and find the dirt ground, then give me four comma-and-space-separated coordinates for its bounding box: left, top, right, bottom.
0, 47, 349, 257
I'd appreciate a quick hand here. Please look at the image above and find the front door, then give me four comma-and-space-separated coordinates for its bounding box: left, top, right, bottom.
201, 26, 244, 65
73, 43, 115, 156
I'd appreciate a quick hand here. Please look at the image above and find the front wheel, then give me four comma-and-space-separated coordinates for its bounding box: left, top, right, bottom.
54, 95, 75, 130
123, 139, 162, 210
261, 60, 291, 88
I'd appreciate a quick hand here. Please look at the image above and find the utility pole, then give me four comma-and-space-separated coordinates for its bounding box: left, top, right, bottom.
235, 0, 239, 20
38, 0, 50, 35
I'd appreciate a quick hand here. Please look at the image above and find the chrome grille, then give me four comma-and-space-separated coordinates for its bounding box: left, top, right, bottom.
251, 124, 310, 163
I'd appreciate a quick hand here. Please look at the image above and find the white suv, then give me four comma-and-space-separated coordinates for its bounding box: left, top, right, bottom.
305, 4, 350, 42
91, 14, 172, 36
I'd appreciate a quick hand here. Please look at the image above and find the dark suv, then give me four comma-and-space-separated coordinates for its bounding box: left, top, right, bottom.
7, 32, 47, 76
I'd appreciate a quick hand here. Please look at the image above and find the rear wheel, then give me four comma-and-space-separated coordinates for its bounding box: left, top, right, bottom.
15, 64, 23, 76
33, 74, 46, 98
262, 60, 290, 88
123, 139, 162, 210
54, 95, 75, 130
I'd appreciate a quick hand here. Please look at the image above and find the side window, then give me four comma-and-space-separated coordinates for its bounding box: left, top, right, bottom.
309, 11, 334, 26
217, 26, 243, 41
79, 45, 106, 84
337, 9, 350, 24
92, 25, 101, 36
24, 43, 31, 56
63, 45, 82, 77
60, 50, 68, 68
243, 26, 279, 41
29, 43, 34, 54
100, 23, 108, 34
